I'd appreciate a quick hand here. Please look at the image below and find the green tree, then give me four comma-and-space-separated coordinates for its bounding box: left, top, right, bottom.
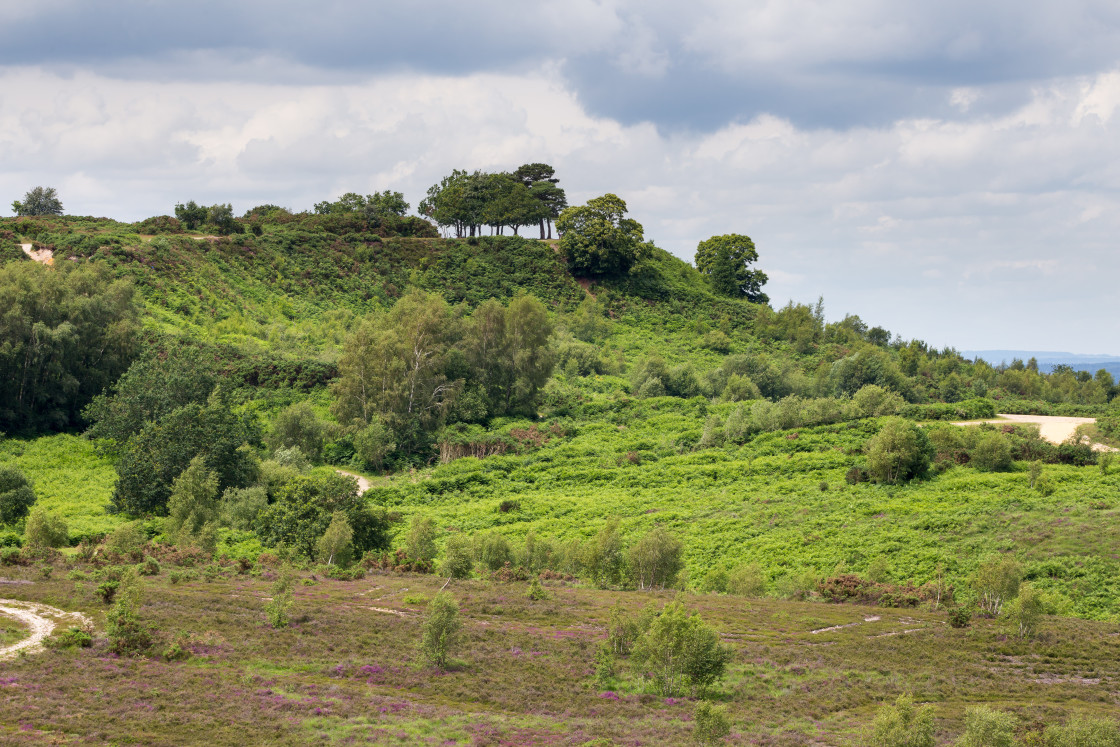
0, 465, 36, 525
332, 290, 461, 456
23, 507, 68, 548
465, 296, 555, 418
440, 533, 474, 579
694, 234, 769, 303
207, 203, 239, 234
972, 554, 1021, 617
628, 526, 684, 591
256, 472, 387, 559
584, 518, 626, 587
265, 566, 294, 628
865, 417, 934, 484
352, 420, 396, 471
165, 455, 220, 551
84, 345, 218, 453
419, 592, 461, 669
106, 568, 151, 654
631, 601, 732, 697
365, 190, 409, 218
869, 694, 935, 747
174, 200, 209, 230
1004, 581, 1043, 639
971, 430, 1012, 472
12, 186, 63, 216
317, 511, 354, 567
110, 390, 260, 516
513, 163, 566, 238
0, 263, 138, 432
267, 402, 327, 462
557, 194, 651, 276
405, 515, 438, 565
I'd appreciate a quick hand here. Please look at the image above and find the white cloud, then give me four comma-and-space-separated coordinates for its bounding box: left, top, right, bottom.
2, 61, 1120, 352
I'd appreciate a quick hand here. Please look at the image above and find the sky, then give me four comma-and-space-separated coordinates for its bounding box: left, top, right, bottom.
2, 1, 1119, 354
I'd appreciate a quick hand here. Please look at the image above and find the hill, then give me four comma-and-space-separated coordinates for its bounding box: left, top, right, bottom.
1, 207, 1119, 742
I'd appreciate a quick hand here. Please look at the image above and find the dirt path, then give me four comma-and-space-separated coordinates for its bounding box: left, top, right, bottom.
335, 469, 372, 493
952, 414, 1115, 452
20, 243, 53, 265
0, 599, 93, 660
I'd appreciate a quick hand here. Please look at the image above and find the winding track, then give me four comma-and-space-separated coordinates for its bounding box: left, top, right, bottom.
0, 599, 93, 661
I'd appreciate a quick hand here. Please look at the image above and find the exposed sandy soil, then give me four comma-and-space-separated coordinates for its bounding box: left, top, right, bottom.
0, 599, 93, 660
953, 413, 1116, 452
334, 469, 372, 493
20, 243, 53, 265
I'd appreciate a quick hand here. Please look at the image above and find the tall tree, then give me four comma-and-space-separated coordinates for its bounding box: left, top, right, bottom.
514, 163, 567, 239
694, 234, 769, 303
556, 194, 650, 276
0, 263, 138, 432
12, 186, 63, 216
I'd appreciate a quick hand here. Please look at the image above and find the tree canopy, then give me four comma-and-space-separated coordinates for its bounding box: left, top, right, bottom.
694, 234, 769, 303
12, 187, 63, 216
556, 193, 651, 277
420, 164, 565, 238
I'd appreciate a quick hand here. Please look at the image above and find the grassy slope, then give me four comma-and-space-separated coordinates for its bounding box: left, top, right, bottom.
0, 566, 1117, 745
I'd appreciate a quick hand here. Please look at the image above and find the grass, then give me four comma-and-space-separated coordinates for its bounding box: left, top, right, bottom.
0, 562, 1116, 745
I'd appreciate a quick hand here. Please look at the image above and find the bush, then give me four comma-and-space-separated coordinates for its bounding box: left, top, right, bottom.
693, 701, 731, 744
137, 557, 161, 577
405, 516, 437, 565
267, 402, 327, 462
727, 563, 767, 597
527, 577, 549, 600
105, 521, 147, 560
973, 554, 1021, 617
948, 605, 972, 628
46, 626, 93, 650
106, 569, 151, 655
96, 581, 120, 604
869, 694, 934, 747
971, 431, 1012, 472
866, 417, 934, 484
265, 567, 295, 628
0, 465, 36, 525
473, 530, 513, 571
23, 507, 68, 548
420, 592, 461, 669
440, 534, 474, 579
955, 705, 1015, 747
1043, 716, 1120, 747
317, 511, 354, 567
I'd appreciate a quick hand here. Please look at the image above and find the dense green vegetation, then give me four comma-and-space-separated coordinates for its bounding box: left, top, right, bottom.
1, 187, 1119, 742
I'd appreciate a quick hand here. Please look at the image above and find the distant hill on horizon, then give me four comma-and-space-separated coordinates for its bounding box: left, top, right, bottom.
963, 350, 1120, 379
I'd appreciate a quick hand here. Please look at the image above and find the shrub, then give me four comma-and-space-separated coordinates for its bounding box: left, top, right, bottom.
727, 563, 767, 597
105, 521, 147, 560
472, 530, 513, 571
23, 507, 68, 548
1043, 716, 1120, 747
440, 534, 474, 579
693, 701, 731, 745
420, 592, 461, 669
971, 431, 1012, 472
869, 694, 935, 747
866, 417, 934, 484
96, 581, 120, 604
46, 626, 93, 650
955, 705, 1016, 747
106, 569, 151, 655
267, 402, 327, 462
948, 605, 972, 628
527, 577, 549, 600
0, 464, 36, 525
405, 515, 437, 565
137, 557, 161, 577
699, 568, 729, 594
265, 567, 295, 628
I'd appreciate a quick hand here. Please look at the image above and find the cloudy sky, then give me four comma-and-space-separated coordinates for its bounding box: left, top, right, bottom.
2, 1, 1119, 354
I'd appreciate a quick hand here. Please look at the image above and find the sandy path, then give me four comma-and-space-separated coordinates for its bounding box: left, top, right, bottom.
335, 469, 372, 493
0, 599, 93, 660
953, 414, 1115, 452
